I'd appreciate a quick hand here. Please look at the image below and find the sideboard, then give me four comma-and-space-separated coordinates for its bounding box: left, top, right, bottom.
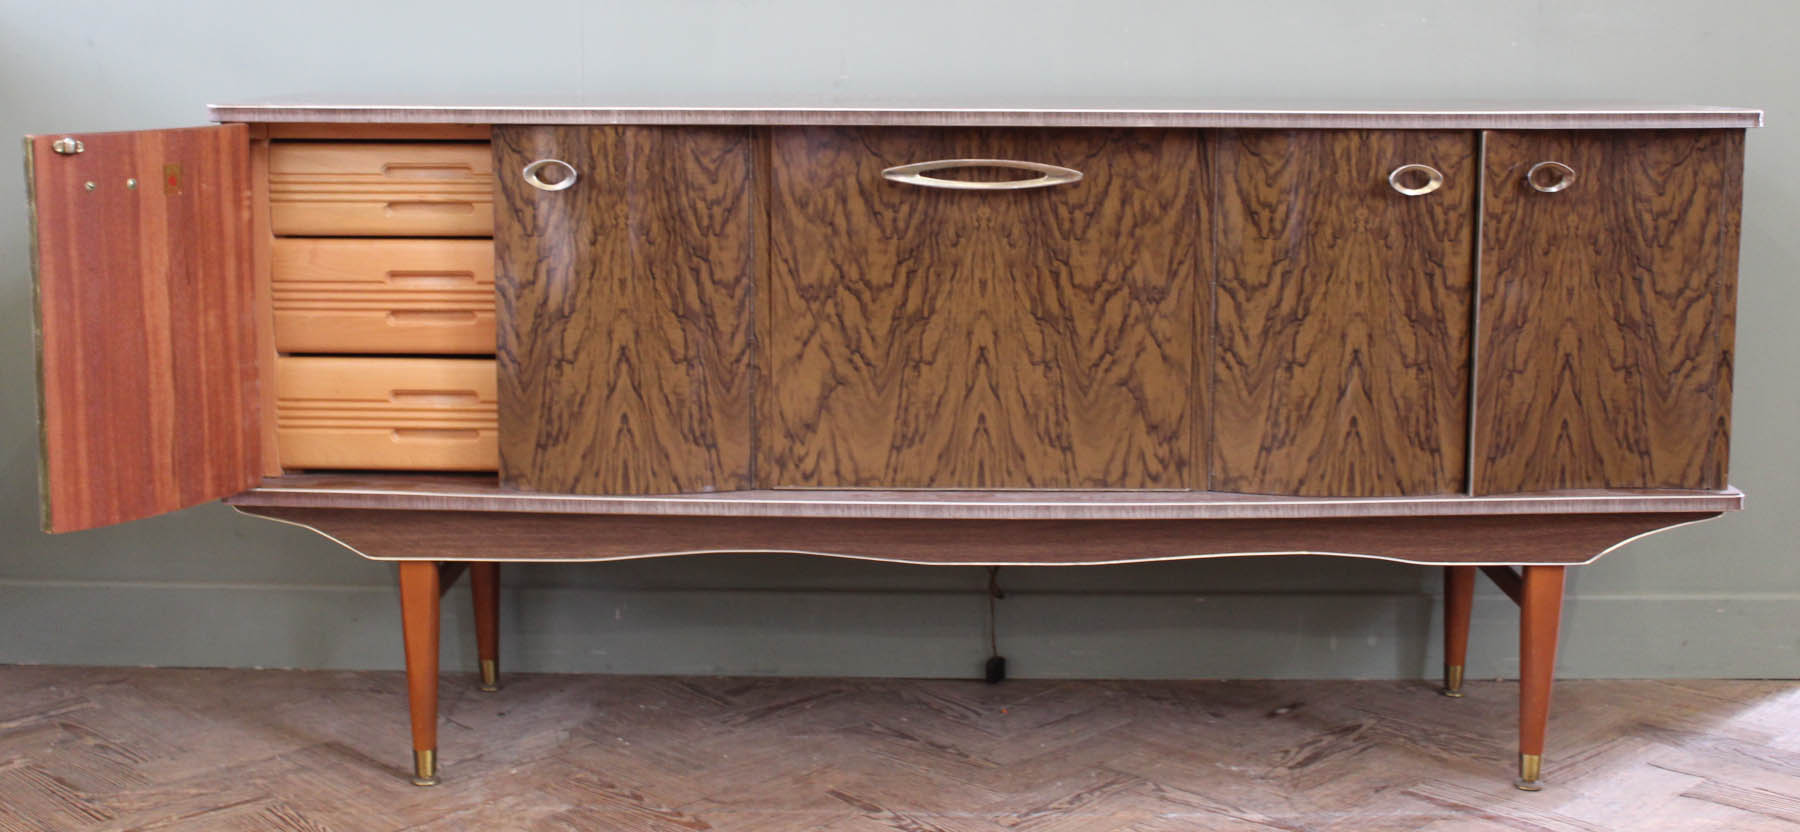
25, 100, 1759, 790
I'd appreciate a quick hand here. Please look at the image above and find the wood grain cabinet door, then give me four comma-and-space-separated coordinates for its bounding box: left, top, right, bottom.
1210, 130, 1478, 497
1474, 130, 1743, 494
763, 127, 1202, 489
492, 126, 758, 495
26, 126, 261, 532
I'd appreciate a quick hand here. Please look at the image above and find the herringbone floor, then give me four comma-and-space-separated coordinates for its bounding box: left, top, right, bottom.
0, 667, 1796, 830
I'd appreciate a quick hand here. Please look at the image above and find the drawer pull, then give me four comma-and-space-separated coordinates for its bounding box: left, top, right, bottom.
882, 159, 1083, 191
392, 429, 481, 442
381, 162, 477, 179
386, 310, 480, 327
384, 201, 475, 217
1527, 161, 1576, 193
386, 270, 478, 288
1388, 164, 1444, 197
389, 390, 481, 406
522, 159, 578, 192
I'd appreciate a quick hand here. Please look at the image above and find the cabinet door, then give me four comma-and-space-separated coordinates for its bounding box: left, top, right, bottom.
27, 126, 260, 532
1210, 130, 1477, 496
1474, 130, 1742, 494
764, 127, 1202, 489
492, 126, 757, 495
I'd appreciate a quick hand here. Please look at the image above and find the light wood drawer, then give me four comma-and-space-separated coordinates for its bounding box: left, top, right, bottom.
276, 356, 497, 471
269, 142, 493, 237
272, 238, 496, 354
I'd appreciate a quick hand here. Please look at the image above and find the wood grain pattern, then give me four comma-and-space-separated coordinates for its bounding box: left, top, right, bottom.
268, 142, 493, 237
1210, 130, 1476, 496
1474, 130, 1743, 494
28, 126, 259, 533
493, 126, 758, 495
228, 472, 1744, 521
8, 669, 1800, 829
249, 129, 283, 476
275, 357, 497, 471
763, 127, 1200, 488
209, 100, 1767, 130
235, 506, 1717, 566
271, 238, 496, 354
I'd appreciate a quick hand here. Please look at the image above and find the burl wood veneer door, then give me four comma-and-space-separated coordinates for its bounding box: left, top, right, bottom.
26, 126, 260, 532
1210, 130, 1477, 496
765, 128, 1201, 488
492, 126, 756, 494
1474, 130, 1742, 494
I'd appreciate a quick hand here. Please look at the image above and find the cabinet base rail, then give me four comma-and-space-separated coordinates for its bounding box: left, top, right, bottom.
231, 503, 1718, 790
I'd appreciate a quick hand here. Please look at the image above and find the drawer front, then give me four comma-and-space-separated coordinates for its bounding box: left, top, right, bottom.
276, 357, 497, 470
272, 238, 496, 354
269, 142, 493, 236
762, 127, 1202, 489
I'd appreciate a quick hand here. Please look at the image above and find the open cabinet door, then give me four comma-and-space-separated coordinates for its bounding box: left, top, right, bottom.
27, 125, 260, 532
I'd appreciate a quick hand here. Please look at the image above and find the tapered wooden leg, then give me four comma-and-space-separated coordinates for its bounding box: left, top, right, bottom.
1442, 566, 1476, 697
1517, 565, 1566, 791
398, 561, 441, 786
470, 562, 500, 692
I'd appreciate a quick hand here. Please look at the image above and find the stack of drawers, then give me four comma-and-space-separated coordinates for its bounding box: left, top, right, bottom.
268, 141, 499, 471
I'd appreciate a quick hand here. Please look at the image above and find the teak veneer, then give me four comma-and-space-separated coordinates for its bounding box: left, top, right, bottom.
24, 100, 1759, 792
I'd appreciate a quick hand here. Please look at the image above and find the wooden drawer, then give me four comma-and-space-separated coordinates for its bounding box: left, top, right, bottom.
276, 357, 497, 471
269, 142, 493, 237
272, 238, 495, 354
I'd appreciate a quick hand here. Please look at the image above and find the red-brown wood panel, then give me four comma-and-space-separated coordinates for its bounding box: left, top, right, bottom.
28, 125, 260, 532
1209, 130, 1477, 497
763, 127, 1202, 489
1474, 130, 1742, 493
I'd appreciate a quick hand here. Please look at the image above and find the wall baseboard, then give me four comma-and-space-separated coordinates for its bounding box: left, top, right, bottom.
1, 580, 1795, 679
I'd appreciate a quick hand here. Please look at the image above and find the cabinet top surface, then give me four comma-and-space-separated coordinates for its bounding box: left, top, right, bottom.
208, 96, 1763, 129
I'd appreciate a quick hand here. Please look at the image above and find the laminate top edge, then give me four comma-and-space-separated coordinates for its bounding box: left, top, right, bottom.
224, 476, 1744, 520
206, 102, 1765, 129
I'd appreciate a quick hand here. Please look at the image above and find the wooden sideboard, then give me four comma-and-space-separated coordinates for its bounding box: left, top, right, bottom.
25, 100, 1760, 790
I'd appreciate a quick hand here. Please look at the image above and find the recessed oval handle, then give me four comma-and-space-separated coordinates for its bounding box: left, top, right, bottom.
882, 159, 1083, 191
1526, 161, 1576, 193
522, 159, 577, 192
1388, 164, 1444, 197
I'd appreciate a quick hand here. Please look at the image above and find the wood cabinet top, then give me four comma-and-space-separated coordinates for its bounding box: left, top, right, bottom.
208, 97, 1763, 129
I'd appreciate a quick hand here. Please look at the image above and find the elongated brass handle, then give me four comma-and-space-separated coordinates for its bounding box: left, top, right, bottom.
522, 159, 577, 191
882, 159, 1083, 190
1388, 164, 1444, 196
1527, 161, 1576, 193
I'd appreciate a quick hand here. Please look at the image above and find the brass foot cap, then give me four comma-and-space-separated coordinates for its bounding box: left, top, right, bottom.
1442, 665, 1465, 698
479, 683, 500, 693
412, 749, 439, 787
1517, 753, 1542, 790
479, 659, 499, 692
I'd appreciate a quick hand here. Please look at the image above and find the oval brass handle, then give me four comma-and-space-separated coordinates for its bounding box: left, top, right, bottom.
1527, 161, 1576, 193
1388, 164, 1444, 197
882, 159, 1083, 191
522, 159, 577, 192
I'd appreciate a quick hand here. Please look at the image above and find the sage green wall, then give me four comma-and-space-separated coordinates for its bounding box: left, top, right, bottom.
1, 0, 1794, 679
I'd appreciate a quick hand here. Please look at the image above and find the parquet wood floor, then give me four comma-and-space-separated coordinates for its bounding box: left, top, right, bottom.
1, 667, 1796, 830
